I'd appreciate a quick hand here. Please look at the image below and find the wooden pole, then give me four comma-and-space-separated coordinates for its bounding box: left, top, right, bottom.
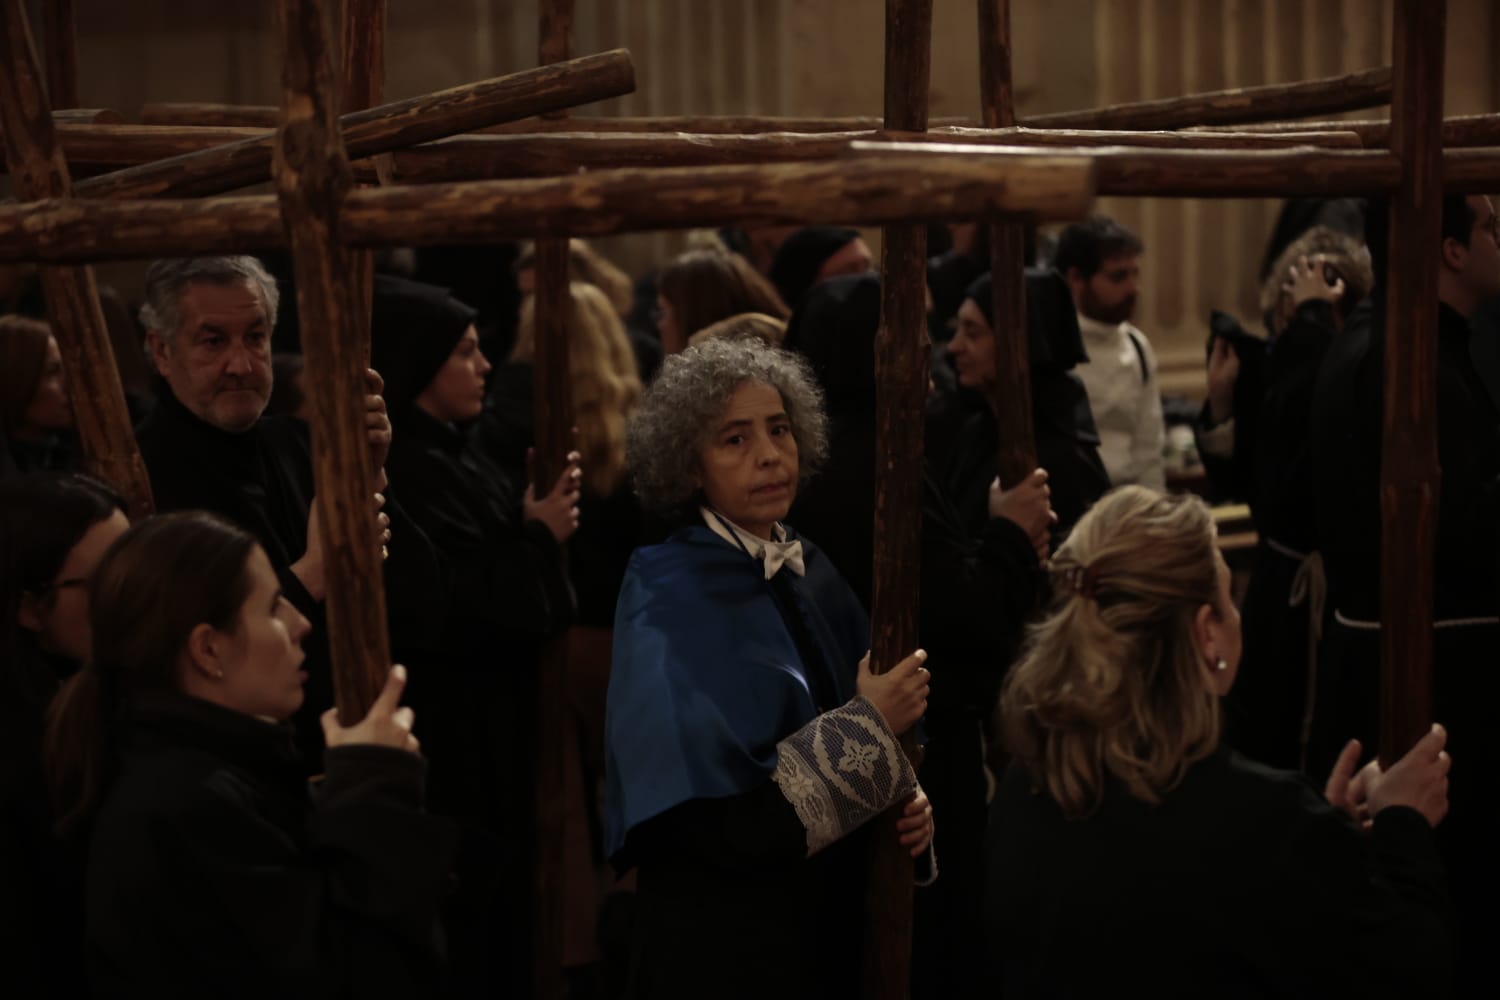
532, 2, 575, 995
1378, 0, 1444, 765
979, 0, 1037, 486
866, 1, 930, 997
0, 0, 152, 519
1027, 65, 1392, 131
40, 0, 78, 109
1193, 112, 1500, 148
29, 123, 1363, 177
0, 150, 1099, 264
73, 49, 637, 199
338, 0, 385, 364
850, 141, 1405, 198
141, 102, 282, 127
272, 0, 389, 723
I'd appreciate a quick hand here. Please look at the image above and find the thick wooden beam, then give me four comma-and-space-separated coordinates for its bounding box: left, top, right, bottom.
484, 113, 975, 133
979, 0, 1037, 488
532, 3, 574, 995
1193, 112, 1500, 149
0, 0, 152, 519
273, 0, 389, 723
338, 0, 385, 367
33, 123, 1361, 178
73, 49, 636, 199
140, 102, 281, 127
1440, 146, 1500, 191
1379, 0, 1443, 765
1028, 65, 1392, 131
851, 141, 1404, 197
41, 0, 78, 109
866, 1, 931, 997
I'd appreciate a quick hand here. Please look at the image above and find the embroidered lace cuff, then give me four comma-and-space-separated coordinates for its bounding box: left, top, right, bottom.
771, 695, 917, 856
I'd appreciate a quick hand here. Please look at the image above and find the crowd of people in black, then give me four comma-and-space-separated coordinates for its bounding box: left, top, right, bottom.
0, 196, 1490, 998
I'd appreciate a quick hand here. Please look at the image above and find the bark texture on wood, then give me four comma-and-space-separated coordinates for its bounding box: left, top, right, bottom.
485, 113, 975, 133
41, 0, 78, 109
29, 123, 1359, 180
851, 141, 1403, 197
0, 0, 152, 519
1027, 65, 1392, 131
1379, 0, 1444, 765
979, 0, 1037, 488
140, 102, 282, 127
1194, 112, 1500, 150
273, 0, 389, 723
865, 2, 932, 998
74, 49, 636, 199
338, 0, 385, 366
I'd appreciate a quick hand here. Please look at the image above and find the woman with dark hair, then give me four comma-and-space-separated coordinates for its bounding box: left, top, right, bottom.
654, 249, 789, 355
0, 315, 76, 477
0, 473, 128, 995
987, 486, 1452, 997
607, 336, 933, 999
45, 511, 452, 997
369, 274, 579, 997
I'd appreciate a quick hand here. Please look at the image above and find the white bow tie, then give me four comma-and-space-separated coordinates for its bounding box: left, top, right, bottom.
758, 538, 806, 580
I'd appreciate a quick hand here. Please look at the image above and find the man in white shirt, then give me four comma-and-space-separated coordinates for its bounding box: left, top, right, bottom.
1055, 216, 1166, 489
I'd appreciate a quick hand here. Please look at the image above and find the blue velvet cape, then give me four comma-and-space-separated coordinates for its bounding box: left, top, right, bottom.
604, 523, 870, 860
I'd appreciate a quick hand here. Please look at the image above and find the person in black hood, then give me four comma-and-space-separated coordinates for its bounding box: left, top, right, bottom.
768, 226, 874, 310
133, 255, 446, 770
786, 273, 1052, 1000
370, 274, 579, 999
931, 269, 1110, 549
45, 511, 453, 998
1, 473, 129, 998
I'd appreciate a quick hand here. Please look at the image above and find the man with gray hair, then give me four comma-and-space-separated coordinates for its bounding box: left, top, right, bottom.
134, 255, 442, 763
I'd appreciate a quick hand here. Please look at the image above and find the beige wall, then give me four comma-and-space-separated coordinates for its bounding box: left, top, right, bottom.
58, 1, 1500, 395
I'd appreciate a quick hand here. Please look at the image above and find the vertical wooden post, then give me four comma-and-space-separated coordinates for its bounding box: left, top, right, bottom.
0, 0, 152, 519
865, 1, 931, 997
338, 0, 386, 358
272, 0, 389, 722
533, 3, 577, 997
978, 0, 1037, 485
1378, 0, 1444, 765
41, 0, 78, 108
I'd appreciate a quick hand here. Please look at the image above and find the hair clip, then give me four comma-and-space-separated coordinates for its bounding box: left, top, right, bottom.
1059, 563, 1103, 601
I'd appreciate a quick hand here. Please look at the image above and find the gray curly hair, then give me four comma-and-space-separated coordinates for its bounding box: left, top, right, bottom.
138, 256, 280, 339
627, 336, 829, 520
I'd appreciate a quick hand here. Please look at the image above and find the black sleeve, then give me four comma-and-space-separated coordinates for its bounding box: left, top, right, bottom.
618, 779, 808, 875
377, 487, 449, 658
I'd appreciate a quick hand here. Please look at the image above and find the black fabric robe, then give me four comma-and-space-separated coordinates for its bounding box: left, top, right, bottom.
986, 747, 1451, 998
135, 387, 446, 766
1309, 299, 1500, 991
384, 404, 573, 996
84, 693, 454, 998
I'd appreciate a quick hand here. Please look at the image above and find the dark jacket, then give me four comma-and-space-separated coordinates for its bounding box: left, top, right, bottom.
987, 747, 1451, 998
85, 693, 454, 998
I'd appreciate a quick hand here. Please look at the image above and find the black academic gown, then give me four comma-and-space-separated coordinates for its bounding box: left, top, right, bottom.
384, 405, 573, 997
1309, 299, 1500, 991
84, 693, 454, 999
986, 747, 1451, 998
135, 388, 446, 767
1205, 301, 1340, 770
0, 643, 85, 997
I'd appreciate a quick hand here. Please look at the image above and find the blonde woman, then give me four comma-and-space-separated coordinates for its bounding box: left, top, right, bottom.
987, 486, 1452, 998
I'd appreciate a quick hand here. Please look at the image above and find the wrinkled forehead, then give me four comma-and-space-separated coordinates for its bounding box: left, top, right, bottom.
175, 279, 270, 335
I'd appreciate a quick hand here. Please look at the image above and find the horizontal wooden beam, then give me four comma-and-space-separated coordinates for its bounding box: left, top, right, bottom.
38, 122, 1360, 179
0, 149, 1097, 262
1442, 146, 1500, 191
72, 49, 635, 198
141, 102, 280, 127
1191, 112, 1500, 149
852, 140, 1404, 197
1026, 65, 1392, 131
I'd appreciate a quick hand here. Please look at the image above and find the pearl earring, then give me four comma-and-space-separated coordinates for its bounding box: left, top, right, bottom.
1214, 659, 1227, 673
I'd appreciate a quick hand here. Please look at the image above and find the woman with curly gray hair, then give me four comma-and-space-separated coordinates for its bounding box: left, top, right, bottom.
605, 336, 933, 998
